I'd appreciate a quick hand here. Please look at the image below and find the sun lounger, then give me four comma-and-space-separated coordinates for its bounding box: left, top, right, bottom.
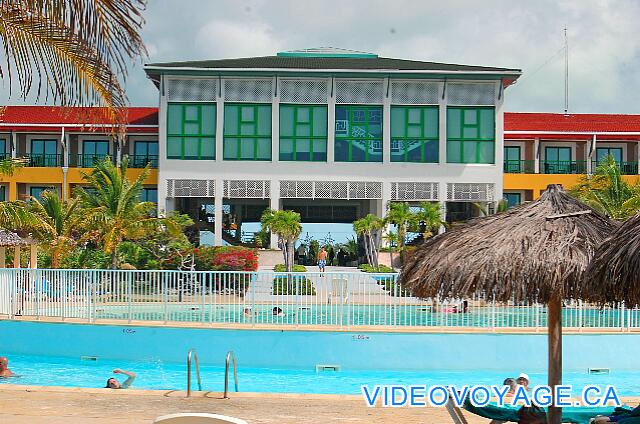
153, 412, 248, 424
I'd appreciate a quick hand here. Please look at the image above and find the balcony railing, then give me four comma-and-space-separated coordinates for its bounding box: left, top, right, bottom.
127, 154, 158, 168
69, 154, 112, 168
503, 160, 535, 174
541, 160, 587, 174
592, 161, 639, 175
20, 153, 63, 167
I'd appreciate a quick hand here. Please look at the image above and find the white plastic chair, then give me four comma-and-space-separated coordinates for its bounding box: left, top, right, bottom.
153, 413, 248, 424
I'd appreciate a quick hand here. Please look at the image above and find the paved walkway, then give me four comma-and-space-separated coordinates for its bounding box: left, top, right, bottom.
0, 386, 489, 424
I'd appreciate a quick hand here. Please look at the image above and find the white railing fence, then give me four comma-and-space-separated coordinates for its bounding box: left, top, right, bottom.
0, 269, 635, 331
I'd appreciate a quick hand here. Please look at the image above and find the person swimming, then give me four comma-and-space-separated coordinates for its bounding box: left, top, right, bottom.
0, 357, 16, 378
105, 368, 136, 389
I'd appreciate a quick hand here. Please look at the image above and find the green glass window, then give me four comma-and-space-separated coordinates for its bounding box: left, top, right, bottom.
390, 106, 438, 163
140, 188, 158, 203
504, 192, 521, 209
167, 103, 216, 160
279, 105, 327, 161
0, 139, 7, 159
0, 186, 5, 201
30, 186, 53, 201
446, 107, 495, 164
504, 146, 521, 173
335, 105, 383, 162
224, 103, 272, 160
30, 139, 59, 167
544, 146, 572, 174
596, 147, 622, 163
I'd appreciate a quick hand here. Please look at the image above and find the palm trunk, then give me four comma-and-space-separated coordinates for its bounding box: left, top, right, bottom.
286, 239, 295, 273
111, 250, 118, 270
370, 232, 379, 270
398, 227, 406, 265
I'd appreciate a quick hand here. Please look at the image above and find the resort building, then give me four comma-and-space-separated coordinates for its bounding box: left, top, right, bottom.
503, 113, 640, 207
0, 106, 158, 202
143, 48, 521, 246
4, 50, 640, 247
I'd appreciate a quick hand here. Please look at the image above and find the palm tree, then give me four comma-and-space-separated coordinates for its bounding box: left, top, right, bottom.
382, 230, 399, 270
0, 0, 147, 125
77, 157, 158, 269
415, 201, 447, 238
569, 155, 640, 220
29, 190, 80, 268
260, 209, 302, 272
384, 202, 419, 264
353, 214, 383, 270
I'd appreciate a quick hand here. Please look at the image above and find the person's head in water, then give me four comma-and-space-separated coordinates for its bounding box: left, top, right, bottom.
273, 307, 283, 316
503, 377, 517, 394
0, 357, 8, 370
105, 377, 120, 389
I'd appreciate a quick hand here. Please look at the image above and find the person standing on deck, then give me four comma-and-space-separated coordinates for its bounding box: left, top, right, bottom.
317, 247, 328, 273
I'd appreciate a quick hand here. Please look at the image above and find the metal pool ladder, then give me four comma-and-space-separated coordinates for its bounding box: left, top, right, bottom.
224, 350, 239, 398
186, 348, 202, 397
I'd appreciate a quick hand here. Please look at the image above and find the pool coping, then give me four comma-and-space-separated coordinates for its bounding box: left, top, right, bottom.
2, 315, 638, 334
2, 383, 640, 404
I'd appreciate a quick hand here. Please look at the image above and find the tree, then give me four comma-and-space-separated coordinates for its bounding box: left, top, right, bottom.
76, 157, 163, 269
29, 190, 81, 268
415, 201, 447, 238
0, 0, 147, 126
569, 155, 640, 220
353, 214, 383, 270
260, 209, 302, 273
384, 202, 419, 264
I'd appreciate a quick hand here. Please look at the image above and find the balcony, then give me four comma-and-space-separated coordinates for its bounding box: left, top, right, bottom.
69, 154, 113, 168
541, 160, 587, 174
20, 153, 63, 167
592, 161, 638, 175
127, 154, 158, 168
503, 160, 535, 174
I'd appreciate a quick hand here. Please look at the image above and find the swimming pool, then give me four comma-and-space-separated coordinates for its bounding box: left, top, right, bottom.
2, 353, 639, 395
1, 320, 639, 395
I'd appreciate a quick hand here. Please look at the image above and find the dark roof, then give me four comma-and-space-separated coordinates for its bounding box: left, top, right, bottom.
146, 56, 521, 74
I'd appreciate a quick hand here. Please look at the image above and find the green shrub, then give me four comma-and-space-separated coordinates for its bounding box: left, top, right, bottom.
272, 276, 316, 295
273, 264, 307, 272
358, 264, 394, 273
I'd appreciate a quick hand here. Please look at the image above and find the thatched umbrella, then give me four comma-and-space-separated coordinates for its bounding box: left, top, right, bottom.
0, 229, 32, 268
399, 185, 616, 424
583, 212, 640, 305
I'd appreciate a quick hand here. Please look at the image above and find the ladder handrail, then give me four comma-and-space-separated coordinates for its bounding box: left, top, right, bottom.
187, 348, 202, 397
223, 350, 238, 398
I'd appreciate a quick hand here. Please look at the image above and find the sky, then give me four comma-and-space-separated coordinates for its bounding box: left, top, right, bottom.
104, 0, 640, 114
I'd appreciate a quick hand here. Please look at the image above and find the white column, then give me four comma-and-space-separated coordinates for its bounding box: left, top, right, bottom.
438, 81, 447, 164
327, 77, 336, 163
587, 134, 596, 174
215, 80, 224, 163
438, 181, 448, 233
214, 178, 223, 246
272, 76, 279, 163
382, 77, 391, 164
10, 132, 16, 158
494, 82, 505, 204
534, 137, 540, 174
269, 179, 280, 249
157, 75, 169, 217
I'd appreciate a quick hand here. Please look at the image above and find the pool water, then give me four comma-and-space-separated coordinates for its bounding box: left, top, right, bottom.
2, 353, 639, 395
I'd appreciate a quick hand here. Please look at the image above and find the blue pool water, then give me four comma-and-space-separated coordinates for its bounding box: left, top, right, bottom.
2, 353, 640, 395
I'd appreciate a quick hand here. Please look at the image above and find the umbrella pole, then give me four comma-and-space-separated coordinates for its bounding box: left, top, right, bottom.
547, 295, 562, 424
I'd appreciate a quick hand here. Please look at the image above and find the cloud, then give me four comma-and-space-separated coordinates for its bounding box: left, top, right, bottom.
195, 20, 283, 58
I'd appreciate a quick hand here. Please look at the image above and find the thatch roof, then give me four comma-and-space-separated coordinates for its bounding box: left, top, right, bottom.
583, 212, 640, 305
0, 230, 30, 247
400, 185, 616, 303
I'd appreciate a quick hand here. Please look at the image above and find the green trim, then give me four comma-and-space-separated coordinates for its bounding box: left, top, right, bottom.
279, 104, 327, 162
446, 106, 495, 164
390, 106, 438, 163
223, 103, 272, 161
166, 102, 216, 160
335, 105, 383, 162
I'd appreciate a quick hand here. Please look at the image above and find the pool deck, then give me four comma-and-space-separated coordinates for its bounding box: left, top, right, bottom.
0, 384, 488, 423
